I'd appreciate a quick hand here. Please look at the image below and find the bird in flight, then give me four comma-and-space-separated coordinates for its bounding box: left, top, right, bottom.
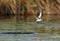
36, 11, 42, 22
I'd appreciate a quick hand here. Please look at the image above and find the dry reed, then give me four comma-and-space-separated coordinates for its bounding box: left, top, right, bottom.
0, 0, 60, 16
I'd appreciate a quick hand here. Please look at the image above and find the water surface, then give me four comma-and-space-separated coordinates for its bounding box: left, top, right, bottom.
0, 15, 60, 41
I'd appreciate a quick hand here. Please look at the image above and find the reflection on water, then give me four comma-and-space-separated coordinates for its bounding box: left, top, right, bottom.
0, 34, 60, 41
0, 15, 60, 41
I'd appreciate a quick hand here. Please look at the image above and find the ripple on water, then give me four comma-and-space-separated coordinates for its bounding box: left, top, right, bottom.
0, 33, 60, 41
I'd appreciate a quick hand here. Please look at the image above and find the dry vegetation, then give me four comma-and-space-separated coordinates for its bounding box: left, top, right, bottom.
0, 0, 60, 16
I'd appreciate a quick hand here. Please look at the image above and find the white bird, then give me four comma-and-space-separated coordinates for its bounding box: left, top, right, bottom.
36, 11, 42, 22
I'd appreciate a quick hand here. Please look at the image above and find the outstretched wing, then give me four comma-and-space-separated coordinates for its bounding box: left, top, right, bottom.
38, 12, 42, 18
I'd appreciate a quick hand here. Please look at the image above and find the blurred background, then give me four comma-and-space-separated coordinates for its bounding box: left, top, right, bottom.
0, 0, 60, 41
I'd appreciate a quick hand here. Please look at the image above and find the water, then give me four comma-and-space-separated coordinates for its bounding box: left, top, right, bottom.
0, 15, 60, 41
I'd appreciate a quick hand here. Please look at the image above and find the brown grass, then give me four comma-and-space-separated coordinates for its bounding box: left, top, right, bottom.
0, 0, 60, 16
